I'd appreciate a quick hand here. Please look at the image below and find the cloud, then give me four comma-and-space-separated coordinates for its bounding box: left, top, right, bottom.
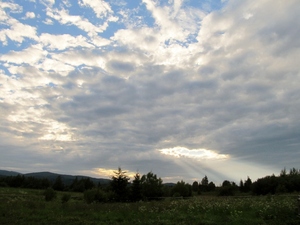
46, 8, 108, 36
39, 33, 92, 50
159, 146, 229, 160
0, 18, 37, 45
79, 0, 113, 18
25, 12, 35, 19
0, 2, 22, 14
0, 0, 300, 183
1, 44, 45, 65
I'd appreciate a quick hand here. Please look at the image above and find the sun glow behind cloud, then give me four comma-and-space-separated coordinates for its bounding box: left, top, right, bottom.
159, 146, 229, 160
91, 167, 136, 179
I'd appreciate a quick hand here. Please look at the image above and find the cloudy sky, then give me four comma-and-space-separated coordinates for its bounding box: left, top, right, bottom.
1, 0, 300, 184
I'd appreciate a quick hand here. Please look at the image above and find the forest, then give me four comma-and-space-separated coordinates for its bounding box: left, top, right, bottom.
1, 167, 300, 203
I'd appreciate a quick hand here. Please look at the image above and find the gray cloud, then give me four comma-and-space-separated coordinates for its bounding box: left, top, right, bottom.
1, 0, 300, 183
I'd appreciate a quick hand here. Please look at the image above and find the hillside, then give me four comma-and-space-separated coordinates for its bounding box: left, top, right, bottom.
0, 170, 110, 185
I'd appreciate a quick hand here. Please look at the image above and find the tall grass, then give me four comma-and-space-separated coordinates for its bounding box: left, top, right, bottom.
0, 187, 299, 225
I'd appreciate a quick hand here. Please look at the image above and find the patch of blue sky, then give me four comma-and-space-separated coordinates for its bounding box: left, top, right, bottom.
186, 33, 199, 45
125, 0, 141, 9
0, 37, 35, 54
110, 1, 155, 28
66, 1, 93, 18
37, 19, 86, 36
134, 4, 155, 27
15, 0, 37, 13
187, 0, 226, 12
47, 82, 57, 88
101, 22, 125, 39
0, 64, 12, 76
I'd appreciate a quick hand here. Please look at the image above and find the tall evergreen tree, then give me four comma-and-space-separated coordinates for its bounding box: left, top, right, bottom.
130, 172, 142, 202
52, 175, 64, 191
110, 167, 130, 202
200, 175, 209, 192
244, 177, 252, 192
239, 179, 244, 192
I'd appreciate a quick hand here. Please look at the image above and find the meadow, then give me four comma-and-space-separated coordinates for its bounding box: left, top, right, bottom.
0, 187, 299, 225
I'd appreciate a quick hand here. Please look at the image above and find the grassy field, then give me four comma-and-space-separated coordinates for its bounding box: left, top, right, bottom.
0, 187, 299, 225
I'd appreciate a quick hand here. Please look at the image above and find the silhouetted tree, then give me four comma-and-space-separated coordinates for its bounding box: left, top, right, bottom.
130, 172, 142, 202
192, 181, 199, 193
141, 172, 163, 200
52, 175, 64, 191
199, 175, 209, 192
110, 167, 130, 202
239, 179, 244, 192
207, 181, 216, 191
222, 180, 231, 187
172, 180, 192, 197
83, 178, 94, 190
218, 180, 237, 196
10, 175, 25, 187
244, 177, 252, 192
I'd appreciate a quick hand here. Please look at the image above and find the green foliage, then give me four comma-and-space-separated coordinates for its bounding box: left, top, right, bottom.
0, 181, 8, 187
141, 172, 163, 200
84, 189, 98, 204
84, 188, 112, 203
199, 176, 216, 193
70, 177, 95, 192
43, 187, 56, 201
1, 187, 299, 225
61, 193, 71, 203
172, 180, 192, 197
218, 186, 236, 196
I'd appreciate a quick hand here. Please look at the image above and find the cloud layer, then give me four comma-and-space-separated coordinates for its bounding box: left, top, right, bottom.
0, 0, 300, 183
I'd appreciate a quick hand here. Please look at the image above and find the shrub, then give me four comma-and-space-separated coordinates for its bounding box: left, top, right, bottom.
84, 189, 110, 203
0, 181, 8, 187
61, 193, 71, 203
43, 187, 56, 201
218, 186, 235, 196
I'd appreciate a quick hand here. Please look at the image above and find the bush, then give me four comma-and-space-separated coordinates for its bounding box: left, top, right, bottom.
61, 193, 71, 203
43, 187, 56, 201
84, 189, 110, 204
0, 181, 8, 187
218, 186, 235, 196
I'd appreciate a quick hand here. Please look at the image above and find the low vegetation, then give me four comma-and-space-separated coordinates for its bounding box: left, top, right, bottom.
1, 167, 300, 224
0, 187, 299, 225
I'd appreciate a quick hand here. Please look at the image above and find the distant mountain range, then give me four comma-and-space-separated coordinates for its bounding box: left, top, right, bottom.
0, 169, 110, 185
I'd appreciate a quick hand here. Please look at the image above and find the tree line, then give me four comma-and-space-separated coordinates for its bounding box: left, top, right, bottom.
1, 167, 300, 203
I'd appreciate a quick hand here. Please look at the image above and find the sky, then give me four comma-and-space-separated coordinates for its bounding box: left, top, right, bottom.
1, 0, 300, 185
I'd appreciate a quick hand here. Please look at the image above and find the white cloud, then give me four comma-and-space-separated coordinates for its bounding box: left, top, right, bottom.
39, 33, 92, 50
142, 0, 204, 41
39, 120, 75, 142
0, 2, 23, 14
46, 8, 113, 36
79, 0, 113, 18
1, 44, 46, 65
0, 18, 37, 45
159, 146, 229, 160
39, 58, 75, 76
142, 0, 185, 40
41, 0, 55, 7
25, 11, 35, 19
112, 27, 160, 52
